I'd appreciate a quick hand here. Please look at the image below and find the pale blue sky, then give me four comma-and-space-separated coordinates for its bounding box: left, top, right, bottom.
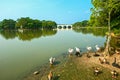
0, 0, 92, 24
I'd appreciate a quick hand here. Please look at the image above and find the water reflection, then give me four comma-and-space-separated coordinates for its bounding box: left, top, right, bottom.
0, 28, 108, 41
0, 29, 57, 41
73, 28, 108, 37
0, 30, 16, 39
0, 28, 107, 80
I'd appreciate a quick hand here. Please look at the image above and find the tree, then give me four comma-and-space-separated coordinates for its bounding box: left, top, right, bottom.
41, 20, 57, 29
16, 17, 42, 29
16, 17, 32, 29
32, 19, 42, 29
0, 17, 57, 30
105, 0, 120, 55
90, 0, 120, 56
0, 19, 16, 29
0, 21, 2, 29
89, 0, 108, 27
90, 0, 120, 29
72, 20, 88, 28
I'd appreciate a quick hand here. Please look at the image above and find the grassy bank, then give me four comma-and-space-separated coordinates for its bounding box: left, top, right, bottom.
23, 52, 120, 80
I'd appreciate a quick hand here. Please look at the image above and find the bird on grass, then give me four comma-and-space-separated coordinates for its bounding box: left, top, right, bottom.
75, 47, 81, 57
95, 45, 100, 52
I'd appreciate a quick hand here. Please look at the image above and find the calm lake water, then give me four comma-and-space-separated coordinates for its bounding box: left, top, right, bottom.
0, 28, 107, 80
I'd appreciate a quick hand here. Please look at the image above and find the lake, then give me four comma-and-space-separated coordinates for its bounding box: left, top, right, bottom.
0, 28, 107, 80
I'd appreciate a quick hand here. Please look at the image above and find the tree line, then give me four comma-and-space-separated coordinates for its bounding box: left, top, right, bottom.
89, 0, 120, 32
72, 20, 88, 28
0, 17, 57, 30
73, 0, 120, 33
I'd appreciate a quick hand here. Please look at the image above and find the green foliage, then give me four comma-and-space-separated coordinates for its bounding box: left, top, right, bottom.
0, 21, 2, 29
0, 19, 16, 29
16, 17, 42, 29
42, 20, 57, 29
33, 19, 42, 29
16, 17, 57, 29
89, 0, 108, 27
90, 0, 120, 30
0, 17, 57, 30
111, 37, 120, 48
72, 20, 88, 28
112, 28, 120, 34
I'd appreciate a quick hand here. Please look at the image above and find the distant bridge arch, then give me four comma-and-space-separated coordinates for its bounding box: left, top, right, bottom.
57, 24, 72, 29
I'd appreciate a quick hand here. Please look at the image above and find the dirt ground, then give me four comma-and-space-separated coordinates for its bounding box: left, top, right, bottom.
23, 52, 120, 80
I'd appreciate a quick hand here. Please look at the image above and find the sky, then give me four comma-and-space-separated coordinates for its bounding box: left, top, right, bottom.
0, 0, 92, 24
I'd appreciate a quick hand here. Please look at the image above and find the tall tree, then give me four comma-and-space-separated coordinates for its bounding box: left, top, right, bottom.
0, 19, 16, 29
16, 17, 32, 29
90, 0, 120, 29
73, 20, 88, 28
90, 0, 120, 56
16, 17, 42, 29
41, 20, 57, 29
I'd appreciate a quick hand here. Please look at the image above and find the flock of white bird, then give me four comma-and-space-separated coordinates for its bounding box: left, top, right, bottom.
49, 45, 101, 64
47, 45, 101, 80
68, 45, 100, 54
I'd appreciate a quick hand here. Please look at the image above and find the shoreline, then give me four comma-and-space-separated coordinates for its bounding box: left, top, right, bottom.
23, 53, 68, 80
23, 51, 120, 80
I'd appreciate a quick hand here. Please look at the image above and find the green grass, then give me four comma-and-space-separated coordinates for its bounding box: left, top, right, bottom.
24, 55, 120, 80
49, 58, 116, 80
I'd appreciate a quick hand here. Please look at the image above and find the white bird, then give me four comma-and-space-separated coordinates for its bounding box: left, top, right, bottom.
49, 57, 55, 65
86, 46, 92, 52
68, 48, 74, 57
33, 71, 39, 75
52, 58, 55, 63
75, 47, 81, 56
49, 57, 53, 64
68, 48, 74, 53
95, 45, 100, 51
75, 47, 80, 52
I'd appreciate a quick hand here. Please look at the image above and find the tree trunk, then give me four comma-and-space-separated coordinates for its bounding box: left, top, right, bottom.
103, 11, 111, 56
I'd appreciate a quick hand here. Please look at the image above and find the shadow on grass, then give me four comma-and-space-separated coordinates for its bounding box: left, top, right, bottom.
50, 61, 61, 69
53, 75, 60, 80
54, 61, 61, 65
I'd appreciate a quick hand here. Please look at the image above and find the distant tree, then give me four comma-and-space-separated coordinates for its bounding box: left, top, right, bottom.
81, 20, 89, 26
47, 21, 57, 29
42, 20, 57, 29
73, 20, 88, 28
16, 17, 42, 29
0, 21, 2, 29
16, 17, 32, 29
0, 17, 57, 30
0, 19, 16, 29
41, 20, 47, 29
32, 19, 42, 29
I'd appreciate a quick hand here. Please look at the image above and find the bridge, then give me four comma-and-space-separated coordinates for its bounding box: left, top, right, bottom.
57, 24, 72, 29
